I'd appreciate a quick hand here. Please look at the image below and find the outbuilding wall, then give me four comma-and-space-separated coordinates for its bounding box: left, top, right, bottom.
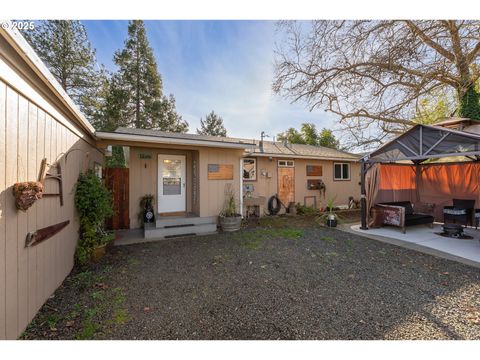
0, 37, 103, 339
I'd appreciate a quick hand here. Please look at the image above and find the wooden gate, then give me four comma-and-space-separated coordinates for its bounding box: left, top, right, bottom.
105, 168, 130, 230
278, 167, 295, 206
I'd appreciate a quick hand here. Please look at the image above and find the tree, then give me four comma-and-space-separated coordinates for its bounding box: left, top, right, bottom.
277, 127, 305, 144
414, 93, 455, 125
23, 20, 101, 116
197, 111, 227, 137
273, 20, 480, 148
113, 20, 188, 132
318, 128, 340, 149
277, 123, 340, 149
300, 123, 318, 145
90, 73, 130, 131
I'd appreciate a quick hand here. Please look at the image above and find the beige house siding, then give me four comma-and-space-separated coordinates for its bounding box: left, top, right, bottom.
198, 147, 243, 218
244, 157, 360, 211
127, 145, 243, 228
0, 54, 102, 338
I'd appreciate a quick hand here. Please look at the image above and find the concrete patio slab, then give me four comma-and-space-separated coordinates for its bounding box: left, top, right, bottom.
349, 223, 480, 268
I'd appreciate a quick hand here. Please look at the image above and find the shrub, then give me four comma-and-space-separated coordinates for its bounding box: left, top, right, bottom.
295, 203, 320, 215
74, 170, 113, 265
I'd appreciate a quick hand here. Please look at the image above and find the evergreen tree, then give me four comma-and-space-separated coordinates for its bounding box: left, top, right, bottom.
197, 111, 227, 137
277, 123, 340, 149
277, 128, 305, 144
22, 20, 101, 117
113, 20, 188, 132
317, 128, 340, 149
300, 123, 319, 145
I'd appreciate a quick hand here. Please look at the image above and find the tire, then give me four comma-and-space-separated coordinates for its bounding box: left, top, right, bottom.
268, 195, 282, 215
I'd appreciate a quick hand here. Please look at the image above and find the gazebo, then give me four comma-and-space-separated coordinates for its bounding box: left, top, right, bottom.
360, 120, 480, 230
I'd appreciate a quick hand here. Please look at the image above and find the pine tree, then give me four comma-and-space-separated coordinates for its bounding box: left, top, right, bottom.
22, 20, 101, 117
197, 111, 227, 137
113, 20, 188, 132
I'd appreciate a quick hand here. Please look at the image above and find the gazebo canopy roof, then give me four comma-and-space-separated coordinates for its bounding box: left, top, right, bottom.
367, 124, 480, 163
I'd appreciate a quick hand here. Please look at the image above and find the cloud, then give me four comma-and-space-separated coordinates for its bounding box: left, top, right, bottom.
85, 20, 337, 140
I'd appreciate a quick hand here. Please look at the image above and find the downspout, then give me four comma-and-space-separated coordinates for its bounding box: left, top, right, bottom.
360, 158, 368, 230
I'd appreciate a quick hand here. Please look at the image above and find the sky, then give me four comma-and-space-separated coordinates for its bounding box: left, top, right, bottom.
82, 20, 336, 141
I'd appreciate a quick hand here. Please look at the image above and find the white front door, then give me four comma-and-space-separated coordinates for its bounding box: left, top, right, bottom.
157, 154, 186, 213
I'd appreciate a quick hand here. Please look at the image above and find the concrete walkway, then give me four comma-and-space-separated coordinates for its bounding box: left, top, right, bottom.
349, 223, 480, 268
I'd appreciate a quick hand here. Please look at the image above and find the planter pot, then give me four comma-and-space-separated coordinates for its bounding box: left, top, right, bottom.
144, 206, 155, 223
219, 215, 242, 232
91, 243, 107, 262
326, 214, 337, 227
288, 202, 297, 215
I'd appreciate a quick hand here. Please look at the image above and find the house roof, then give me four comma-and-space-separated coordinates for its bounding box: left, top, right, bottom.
0, 21, 95, 135
95, 127, 360, 161
246, 140, 360, 161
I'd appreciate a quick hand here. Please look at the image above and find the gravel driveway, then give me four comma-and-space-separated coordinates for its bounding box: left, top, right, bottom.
21, 217, 480, 340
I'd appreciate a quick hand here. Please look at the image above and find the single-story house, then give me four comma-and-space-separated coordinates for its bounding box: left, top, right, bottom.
95, 128, 361, 237
0, 22, 361, 339
0, 24, 104, 339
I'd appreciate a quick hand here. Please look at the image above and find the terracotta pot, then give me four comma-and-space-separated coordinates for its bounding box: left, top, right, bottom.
219, 215, 242, 232
91, 243, 107, 262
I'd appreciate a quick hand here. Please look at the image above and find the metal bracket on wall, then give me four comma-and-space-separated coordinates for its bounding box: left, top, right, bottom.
38, 158, 64, 206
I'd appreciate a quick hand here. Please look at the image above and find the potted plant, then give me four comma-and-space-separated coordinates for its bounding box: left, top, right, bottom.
139, 194, 155, 225
219, 184, 242, 232
74, 170, 113, 265
318, 197, 338, 227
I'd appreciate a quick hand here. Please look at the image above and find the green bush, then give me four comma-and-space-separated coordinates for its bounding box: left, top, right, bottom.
296, 203, 320, 215
74, 170, 113, 265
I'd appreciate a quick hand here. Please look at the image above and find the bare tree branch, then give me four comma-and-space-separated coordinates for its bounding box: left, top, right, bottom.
273, 20, 480, 149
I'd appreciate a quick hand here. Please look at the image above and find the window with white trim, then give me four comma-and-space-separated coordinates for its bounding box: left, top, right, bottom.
278, 160, 294, 167
334, 162, 350, 180
243, 158, 257, 181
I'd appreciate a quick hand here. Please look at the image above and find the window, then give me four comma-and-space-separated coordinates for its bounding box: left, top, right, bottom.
243, 158, 257, 181
278, 160, 294, 167
334, 163, 350, 180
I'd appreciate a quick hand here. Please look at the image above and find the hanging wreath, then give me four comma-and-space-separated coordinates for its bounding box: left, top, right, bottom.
13, 181, 44, 211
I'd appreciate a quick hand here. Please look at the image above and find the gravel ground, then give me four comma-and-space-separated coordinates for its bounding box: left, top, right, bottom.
21, 216, 480, 340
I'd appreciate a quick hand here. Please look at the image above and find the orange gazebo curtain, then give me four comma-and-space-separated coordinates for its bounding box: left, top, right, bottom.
374, 162, 480, 221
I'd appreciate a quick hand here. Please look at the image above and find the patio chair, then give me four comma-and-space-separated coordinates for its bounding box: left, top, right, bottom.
443, 199, 475, 227
374, 201, 435, 234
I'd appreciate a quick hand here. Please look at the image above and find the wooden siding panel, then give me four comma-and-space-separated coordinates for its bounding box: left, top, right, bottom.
5, 86, 18, 339
35, 109, 45, 308
0, 78, 103, 338
26, 102, 38, 320
17, 95, 29, 331
0, 81, 6, 339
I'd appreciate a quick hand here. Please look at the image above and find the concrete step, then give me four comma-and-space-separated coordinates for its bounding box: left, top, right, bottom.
144, 223, 218, 239
155, 216, 217, 228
